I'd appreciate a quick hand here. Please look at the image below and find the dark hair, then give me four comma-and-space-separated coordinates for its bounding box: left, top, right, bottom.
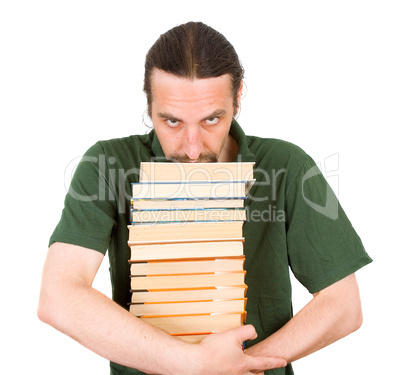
144, 21, 244, 116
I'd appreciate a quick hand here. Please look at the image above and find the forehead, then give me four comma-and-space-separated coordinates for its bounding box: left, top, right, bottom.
150, 69, 233, 112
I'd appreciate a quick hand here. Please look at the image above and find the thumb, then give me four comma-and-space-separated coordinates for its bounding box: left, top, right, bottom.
231, 324, 258, 344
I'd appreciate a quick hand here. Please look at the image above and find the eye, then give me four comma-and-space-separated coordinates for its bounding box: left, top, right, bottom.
205, 117, 219, 126
166, 118, 180, 127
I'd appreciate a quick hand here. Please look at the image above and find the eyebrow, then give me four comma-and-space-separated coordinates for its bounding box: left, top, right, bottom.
157, 109, 227, 122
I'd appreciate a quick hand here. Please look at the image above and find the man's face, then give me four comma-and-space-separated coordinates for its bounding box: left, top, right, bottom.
150, 69, 241, 162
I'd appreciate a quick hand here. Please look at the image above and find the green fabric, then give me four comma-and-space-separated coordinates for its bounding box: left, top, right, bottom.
49, 120, 372, 375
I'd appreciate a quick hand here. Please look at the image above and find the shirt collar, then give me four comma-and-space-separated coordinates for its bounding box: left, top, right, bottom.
150, 119, 255, 162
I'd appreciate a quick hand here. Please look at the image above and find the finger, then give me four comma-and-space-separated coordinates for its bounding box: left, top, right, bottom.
246, 355, 287, 372
230, 324, 258, 343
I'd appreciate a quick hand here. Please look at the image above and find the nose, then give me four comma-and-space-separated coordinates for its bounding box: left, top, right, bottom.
184, 126, 202, 160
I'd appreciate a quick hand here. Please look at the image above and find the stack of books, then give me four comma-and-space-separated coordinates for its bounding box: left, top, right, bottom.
128, 161, 254, 343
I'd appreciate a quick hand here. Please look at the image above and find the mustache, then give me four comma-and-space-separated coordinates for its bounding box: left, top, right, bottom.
167, 152, 218, 163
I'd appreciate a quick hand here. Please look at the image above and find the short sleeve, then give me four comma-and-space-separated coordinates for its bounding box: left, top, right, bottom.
49, 142, 117, 254
285, 157, 372, 294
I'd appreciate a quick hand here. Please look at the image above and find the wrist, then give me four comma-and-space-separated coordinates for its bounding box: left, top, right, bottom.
163, 337, 202, 375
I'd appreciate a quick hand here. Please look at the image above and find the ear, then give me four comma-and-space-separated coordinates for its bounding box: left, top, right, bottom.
234, 80, 244, 117
237, 80, 244, 106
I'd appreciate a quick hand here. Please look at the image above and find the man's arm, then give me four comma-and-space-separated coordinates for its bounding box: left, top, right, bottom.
38, 242, 287, 375
245, 273, 363, 364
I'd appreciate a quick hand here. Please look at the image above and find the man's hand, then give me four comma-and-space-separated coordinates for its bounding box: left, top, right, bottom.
185, 325, 287, 375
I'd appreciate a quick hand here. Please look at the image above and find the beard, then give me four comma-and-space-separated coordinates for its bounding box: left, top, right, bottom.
167, 152, 218, 163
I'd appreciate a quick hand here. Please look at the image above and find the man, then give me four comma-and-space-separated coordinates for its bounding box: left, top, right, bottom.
38, 22, 372, 374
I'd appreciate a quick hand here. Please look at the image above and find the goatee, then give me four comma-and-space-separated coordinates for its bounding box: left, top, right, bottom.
167, 152, 218, 163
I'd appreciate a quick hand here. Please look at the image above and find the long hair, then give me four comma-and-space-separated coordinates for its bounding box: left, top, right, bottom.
144, 22, 244, 116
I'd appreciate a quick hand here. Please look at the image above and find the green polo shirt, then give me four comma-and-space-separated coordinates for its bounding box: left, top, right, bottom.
50, 120, 372, 375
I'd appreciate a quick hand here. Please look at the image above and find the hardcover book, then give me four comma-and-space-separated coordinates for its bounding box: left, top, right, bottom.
127, 162, 253, 343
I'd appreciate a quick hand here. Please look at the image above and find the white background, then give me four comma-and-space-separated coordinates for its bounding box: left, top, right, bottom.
1, 1, 401, 374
